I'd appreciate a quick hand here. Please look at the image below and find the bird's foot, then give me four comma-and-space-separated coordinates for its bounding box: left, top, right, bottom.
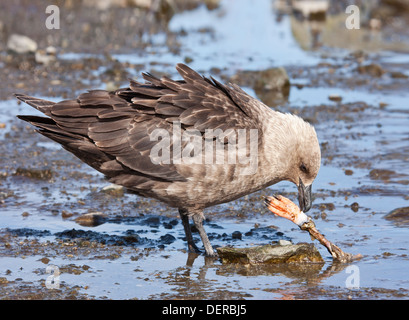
203, 245, 218, 258
188, 243, 202, 255
205, 250, 219, 258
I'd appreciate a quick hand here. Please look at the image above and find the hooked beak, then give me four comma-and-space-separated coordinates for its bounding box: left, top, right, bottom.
298, 178, 312, 212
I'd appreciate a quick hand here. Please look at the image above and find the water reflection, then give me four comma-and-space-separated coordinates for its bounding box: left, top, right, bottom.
168, 250, 360, 299
274, 0, 409, 53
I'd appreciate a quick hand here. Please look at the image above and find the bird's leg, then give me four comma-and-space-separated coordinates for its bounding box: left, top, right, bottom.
192, 211, 217, 257
179, 208, 201, 254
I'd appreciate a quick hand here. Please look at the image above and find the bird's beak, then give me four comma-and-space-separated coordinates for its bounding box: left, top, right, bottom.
298, 178, 312, 212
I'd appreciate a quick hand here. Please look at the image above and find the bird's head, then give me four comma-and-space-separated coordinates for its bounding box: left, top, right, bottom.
284, 117, 321, 213
264, 112, 321, 213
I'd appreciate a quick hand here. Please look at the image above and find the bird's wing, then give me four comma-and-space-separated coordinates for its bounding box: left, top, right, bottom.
17, 64, 265, 187
120, 63, 262, 133
17, 90, 184, 183
113, 64, 265, 180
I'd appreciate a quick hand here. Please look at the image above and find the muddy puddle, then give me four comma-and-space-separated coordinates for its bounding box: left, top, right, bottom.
0, 0, 409, 300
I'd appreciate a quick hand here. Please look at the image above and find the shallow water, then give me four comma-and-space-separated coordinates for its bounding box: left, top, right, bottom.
1, 0, 409, 300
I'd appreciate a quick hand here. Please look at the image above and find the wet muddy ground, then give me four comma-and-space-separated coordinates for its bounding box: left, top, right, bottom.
0, 0, 408, 299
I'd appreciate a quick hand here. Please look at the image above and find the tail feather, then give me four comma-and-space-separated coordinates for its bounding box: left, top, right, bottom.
17, 115, 113, 172
14, 94, 55, 116
17, 115, 81, 140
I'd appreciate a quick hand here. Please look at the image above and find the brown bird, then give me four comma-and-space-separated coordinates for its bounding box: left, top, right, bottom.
16, 63, 321, 256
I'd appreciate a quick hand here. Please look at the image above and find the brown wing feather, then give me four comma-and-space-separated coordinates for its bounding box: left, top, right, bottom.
16, 64, 263, 194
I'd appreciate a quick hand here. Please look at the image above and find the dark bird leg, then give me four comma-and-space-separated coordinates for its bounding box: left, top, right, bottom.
179, 208, 201, 254
192, 211, 217, 257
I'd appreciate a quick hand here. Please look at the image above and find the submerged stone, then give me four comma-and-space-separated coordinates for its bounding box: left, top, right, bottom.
75, 212, 107, 227
217, 242, 323, 264
14, 167, 53, 180
385, 207, 409, 223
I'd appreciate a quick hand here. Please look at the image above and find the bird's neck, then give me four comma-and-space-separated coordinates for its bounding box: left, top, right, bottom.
259, 109, 299, 184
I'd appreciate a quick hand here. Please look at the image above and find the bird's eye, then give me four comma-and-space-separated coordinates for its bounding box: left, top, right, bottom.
300, 163, 308, 173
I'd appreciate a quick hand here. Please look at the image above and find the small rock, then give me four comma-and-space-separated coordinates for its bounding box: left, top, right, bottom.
292, 0, 328, 17
232, 231, 242, 240
7, 34, 38, 54
143, 216, 160, 227
50, 79, 62, 86
382, 251, 394, 257
75, 212, 107, 227
46, 46, 57, 55
184, 56, 193, 64
61, 210, 74, 219
350, 202, 359, 212
159, 234, 176, 245
230, 67, 290, 106
369, 168, 395, 180
39, 257, 50, 264
102, 183, 124, 197
35, 50, 56, 65
105, 81, 119, 92
380, 0, 409, 13
278, 239, 292, 246
318, 203, 335, 211
204, 0, 220, 10
384, 207, 409, 223
369, 18, 382, 30
356, 63, 385, 77
389, 71, 408, 79
328, 94, 342, 102
163, 221, 175, 229
253, 67, 290, 93
161, 219, 179, 230
123, 234, 141, 244
348, 50, 368, 62
133, 0, 153, 10
102, 184, 124, 191
344, 169, 354, 176
14, 167, 53, 180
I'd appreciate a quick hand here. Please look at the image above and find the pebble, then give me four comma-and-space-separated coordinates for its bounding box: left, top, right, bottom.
369, 169, 395, 180
390, 71, 408, 79
61, 210, 74, 219
350, 202, 360, 212
39, 257, 50, 264
328, 94, 342, 102
356, 63, 385, 77
75, 212, 107, 227
0, 277, 9, 284
232, 231, 242, 240
102, 184, 124, 192
384, 207, 409, 222
344, 169, 354, 176
278, 239, 292, 246
7, 34, 38, 54
50, 80, 62, 86
254, 67, 290, 92
35, 50, 56, 65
